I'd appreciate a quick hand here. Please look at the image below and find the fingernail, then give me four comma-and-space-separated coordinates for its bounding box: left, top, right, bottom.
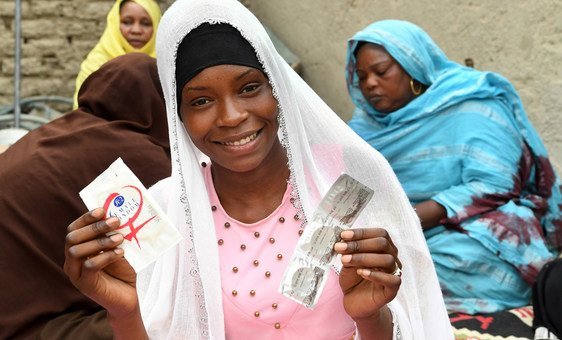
358, 268, 371, 277
341, 230, 354, 239
334, 242, 348, 251
91, 208, 104, 218
341, 254, 352, 263
110, 233, 123, 242
114, 248, 124, 255
106, 217, 120, 227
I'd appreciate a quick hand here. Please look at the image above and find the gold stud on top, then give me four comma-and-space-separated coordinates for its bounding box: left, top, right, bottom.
278, 217, 285, 223
232, 290, 237, 296
240, 244, 246, 250
298, 229, 303, 236
272, 303, 278, 309
232, 266, 238, 273
218, 239, 224, 245
274, 323, 281, 329
269, 238, 275, 244
201, 162, 207, 167
254, 311, 260, 317
253, 260, 259, 266
211, 206, 217, 211
277, 254, 283, 260
224, 222, 230, 228
250, 290, 256, 296
254, 231, 260, 238
294, 214, 300, 220
265, 271, 271, 278
290, 197, 295, 204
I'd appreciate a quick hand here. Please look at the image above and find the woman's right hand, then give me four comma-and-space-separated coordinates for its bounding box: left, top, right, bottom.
64, 208, 139, 318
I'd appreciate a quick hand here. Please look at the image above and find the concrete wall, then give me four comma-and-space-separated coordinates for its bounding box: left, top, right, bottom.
247, 0, 562, 171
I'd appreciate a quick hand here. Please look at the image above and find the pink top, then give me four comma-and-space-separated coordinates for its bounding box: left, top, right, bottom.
204, 165, 355, 339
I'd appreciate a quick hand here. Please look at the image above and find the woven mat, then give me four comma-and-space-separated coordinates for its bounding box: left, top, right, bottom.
450, 306, 534, 340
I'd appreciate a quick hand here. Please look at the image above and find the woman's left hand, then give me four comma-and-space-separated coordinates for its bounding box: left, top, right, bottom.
334, 228, 402, 321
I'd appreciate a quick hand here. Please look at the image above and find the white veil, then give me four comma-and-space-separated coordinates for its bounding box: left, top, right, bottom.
138, 0, 452, 338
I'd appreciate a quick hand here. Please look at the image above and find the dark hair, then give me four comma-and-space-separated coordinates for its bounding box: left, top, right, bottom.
119, 0, 132, 10
353, 41, 368, 58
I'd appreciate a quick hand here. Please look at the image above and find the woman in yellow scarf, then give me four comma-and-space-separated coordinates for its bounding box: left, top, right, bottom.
73, 0, 161, 108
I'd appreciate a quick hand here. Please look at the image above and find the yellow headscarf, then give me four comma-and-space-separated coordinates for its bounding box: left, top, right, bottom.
73, 0, 161, 108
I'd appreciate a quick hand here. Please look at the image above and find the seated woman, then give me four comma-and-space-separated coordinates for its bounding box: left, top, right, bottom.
0, 53, 170, 339
73, 0, 161, 108
345, 19, 562, 314
63, 1, 452, 339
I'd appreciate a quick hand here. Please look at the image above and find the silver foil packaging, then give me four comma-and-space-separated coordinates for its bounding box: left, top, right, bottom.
279, 173, 374, 308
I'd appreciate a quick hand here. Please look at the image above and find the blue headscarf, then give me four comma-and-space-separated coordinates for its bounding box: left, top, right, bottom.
346, 20, 562, 255
347, 20, 547, 149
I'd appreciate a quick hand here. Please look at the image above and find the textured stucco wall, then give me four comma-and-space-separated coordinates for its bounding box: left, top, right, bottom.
248, 0, 562, 171
0, 0, 172, 105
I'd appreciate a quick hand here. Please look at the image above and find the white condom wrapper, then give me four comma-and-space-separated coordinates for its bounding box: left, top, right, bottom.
79, 158, 182, 273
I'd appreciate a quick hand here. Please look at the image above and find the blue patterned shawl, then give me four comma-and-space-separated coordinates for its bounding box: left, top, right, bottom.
346, 20, 562, 284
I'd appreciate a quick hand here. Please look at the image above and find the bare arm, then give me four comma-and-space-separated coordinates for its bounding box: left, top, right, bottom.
354, 305, 393, 340
107, 307, 148, 340
414, 200, 447, 229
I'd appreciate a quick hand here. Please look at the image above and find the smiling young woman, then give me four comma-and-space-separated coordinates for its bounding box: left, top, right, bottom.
181, 64, 289, 223
63, 1, 452, 339
180, 65, 283, 176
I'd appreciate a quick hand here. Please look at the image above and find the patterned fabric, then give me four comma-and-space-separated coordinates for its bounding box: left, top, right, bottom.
346, 20, 562, 314
450, 306, 534, 340
427, 227, 532, 314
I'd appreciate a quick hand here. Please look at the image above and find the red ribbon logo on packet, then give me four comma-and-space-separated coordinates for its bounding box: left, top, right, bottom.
102, 185, 156, 248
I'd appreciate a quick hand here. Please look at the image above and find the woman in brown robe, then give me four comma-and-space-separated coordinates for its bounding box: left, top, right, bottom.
0, 53, 170, 339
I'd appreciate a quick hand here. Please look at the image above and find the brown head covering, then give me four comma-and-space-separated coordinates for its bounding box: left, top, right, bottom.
0, 53, 170, 339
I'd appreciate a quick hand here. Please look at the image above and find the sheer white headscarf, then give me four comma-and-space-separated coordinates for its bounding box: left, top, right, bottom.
138, 0, 452, 338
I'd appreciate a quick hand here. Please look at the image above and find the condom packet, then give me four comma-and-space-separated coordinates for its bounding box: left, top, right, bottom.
279, 173, 374, 309
79, 157, 182, 273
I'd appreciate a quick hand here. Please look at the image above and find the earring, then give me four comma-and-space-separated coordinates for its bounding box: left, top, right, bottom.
410, 78, 422, 96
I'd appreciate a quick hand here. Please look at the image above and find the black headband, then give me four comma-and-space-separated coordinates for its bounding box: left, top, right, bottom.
175, 23, 264, 114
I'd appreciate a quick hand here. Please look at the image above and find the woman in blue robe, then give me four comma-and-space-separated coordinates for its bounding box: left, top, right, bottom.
345, 19, 562, 314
